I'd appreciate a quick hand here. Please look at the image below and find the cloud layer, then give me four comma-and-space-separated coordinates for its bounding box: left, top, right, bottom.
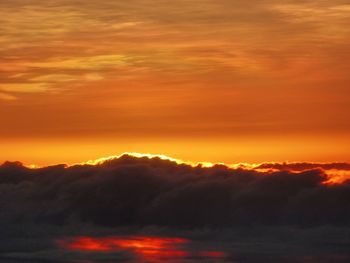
1, 154, 350, 262
2, 154, 350, 227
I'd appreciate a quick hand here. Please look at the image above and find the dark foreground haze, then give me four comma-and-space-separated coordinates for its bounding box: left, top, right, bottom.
1, 154, 350, 263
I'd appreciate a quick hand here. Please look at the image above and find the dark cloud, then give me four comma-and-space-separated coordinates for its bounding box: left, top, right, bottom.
256, 162, 350, 171
1, 154, 350, 262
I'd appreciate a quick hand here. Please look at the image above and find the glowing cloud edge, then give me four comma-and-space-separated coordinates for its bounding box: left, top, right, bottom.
80, 152, 257, 170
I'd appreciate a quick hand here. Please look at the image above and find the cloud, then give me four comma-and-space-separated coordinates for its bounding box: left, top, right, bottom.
2, 0, 350, 96
256, 162, 350, 171
1, 155, 350, 228
1, 155, 350, 262
0, 83, 50, 93
0, 92, 17, 101
255, 162, 350, 184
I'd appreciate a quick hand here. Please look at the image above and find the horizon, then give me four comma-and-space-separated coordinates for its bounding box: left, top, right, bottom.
2, 152, 350, 185
2, 150, 350, 169
1, 0, 350, 165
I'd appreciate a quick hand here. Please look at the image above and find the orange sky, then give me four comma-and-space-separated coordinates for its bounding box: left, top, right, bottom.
0, 0, 349, 165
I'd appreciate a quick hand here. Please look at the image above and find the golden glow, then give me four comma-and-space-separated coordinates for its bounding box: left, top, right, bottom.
83, 152, 224, 168
323, 170, 350, 185
10, 150, 348, 185
82, 153, 350, 184
1, 135, 349, 168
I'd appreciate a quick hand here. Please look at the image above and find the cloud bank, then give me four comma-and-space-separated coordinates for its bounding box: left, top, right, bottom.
1, 154, 350, 227
1, 154, 350, 262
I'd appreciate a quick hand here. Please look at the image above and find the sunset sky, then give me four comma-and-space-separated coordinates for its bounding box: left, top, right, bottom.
1, 0, 349, 165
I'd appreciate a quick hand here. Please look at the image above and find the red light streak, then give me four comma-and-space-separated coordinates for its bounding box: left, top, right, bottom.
57, 236, 189, 261
57, 235, 228, 261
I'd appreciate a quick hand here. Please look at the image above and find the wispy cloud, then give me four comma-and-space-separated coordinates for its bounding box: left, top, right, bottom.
0, 92, 17, 101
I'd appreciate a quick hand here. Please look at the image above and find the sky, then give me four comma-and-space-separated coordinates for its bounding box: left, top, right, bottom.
1, 0, 350, 165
